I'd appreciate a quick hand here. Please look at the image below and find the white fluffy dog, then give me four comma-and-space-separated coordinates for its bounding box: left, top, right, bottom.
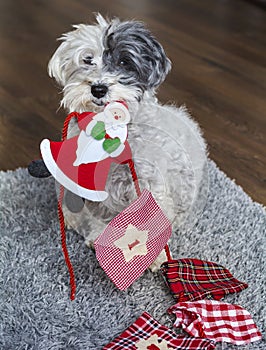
35, 14, 207, 269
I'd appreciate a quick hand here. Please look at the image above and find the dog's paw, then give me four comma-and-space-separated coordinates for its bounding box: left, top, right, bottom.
149, 249, 168, 272
84, 237, 95, 250
64, 215, 73, 230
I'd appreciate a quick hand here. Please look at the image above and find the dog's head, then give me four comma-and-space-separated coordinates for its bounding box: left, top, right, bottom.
48, 14, 171, 112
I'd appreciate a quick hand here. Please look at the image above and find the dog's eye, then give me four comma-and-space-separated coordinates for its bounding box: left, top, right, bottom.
119, 56, 131, 66
119, 58, 134, 70
83, 56, 94, 65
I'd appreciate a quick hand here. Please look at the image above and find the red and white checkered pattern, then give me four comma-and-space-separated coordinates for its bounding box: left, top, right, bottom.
103, 312, 215, 349
169, 300, 262, 345
160, 258, 248, 302
94, 189, 172, 290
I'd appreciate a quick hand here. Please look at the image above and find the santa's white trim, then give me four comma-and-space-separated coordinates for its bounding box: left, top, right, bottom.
40, 139, 109, 202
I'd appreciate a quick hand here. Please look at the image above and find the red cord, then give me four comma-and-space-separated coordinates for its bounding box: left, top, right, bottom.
164, 244, 172, 261
61, 112, 79, 141
58, 185, 76, 300
127, 159, 141, 197
57, 112, 78, 300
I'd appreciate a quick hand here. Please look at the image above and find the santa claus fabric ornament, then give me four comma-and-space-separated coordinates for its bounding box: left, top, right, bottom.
94, 189, 172, 290
103, 312, 215, 350
40, 101, 132, 202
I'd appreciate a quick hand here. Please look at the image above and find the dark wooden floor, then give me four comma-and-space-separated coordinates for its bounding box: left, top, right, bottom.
0, 0, 265, 205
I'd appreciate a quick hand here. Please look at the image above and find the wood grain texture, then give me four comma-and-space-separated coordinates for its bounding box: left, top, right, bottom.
0, 0, 265, 204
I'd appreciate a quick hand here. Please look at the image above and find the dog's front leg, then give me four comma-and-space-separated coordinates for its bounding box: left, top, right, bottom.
149, 249, 169, 272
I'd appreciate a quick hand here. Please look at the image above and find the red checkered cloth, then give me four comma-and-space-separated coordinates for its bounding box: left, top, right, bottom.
169, 300, 262, 345
94, 190, 172, 290
103, 311, 216, 349
161, 258, 248, 302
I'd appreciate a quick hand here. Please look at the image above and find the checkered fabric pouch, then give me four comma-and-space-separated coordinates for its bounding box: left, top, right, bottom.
95, 189, 172, 290
103, 311, 215, 349
169, 300, 262, 345
161, 258, 248, 302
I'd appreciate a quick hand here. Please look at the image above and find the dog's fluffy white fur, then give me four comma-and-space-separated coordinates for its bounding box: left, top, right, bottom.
48, 14, 207, 270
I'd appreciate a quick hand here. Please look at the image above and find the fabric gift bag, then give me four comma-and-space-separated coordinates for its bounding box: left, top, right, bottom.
95, 189, 172, 290
168, 300, 262, 345
161, 258, 248, 302
103, 311, 215, 349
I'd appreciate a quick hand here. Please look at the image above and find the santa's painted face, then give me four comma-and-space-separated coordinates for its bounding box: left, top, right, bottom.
104, 103, 130, 125
110, 108, 127, 122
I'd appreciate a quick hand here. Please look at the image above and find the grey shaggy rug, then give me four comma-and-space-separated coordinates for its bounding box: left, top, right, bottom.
0, 160, 265, 350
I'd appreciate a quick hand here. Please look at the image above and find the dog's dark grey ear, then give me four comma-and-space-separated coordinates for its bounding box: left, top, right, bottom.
105, 20, 171, 90
122, 21, 172, 89
146, 35, 172, 89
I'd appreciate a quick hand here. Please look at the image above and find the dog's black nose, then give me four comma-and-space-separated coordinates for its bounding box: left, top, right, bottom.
91, 84, 108, 99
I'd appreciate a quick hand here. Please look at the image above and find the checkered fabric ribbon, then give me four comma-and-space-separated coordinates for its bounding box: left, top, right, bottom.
103, 312, 215, 349
169, 300, 262, 345
94, 189, 172, 290
161, 258, 248, 302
